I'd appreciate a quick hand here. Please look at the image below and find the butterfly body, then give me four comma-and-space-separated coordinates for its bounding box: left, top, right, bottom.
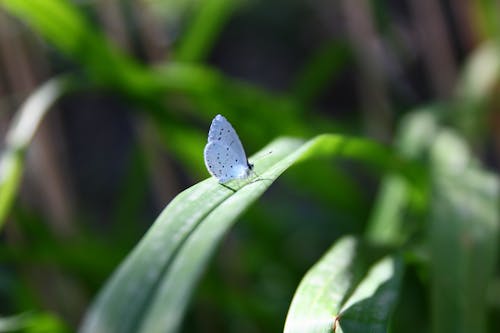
204, 115, 253, 183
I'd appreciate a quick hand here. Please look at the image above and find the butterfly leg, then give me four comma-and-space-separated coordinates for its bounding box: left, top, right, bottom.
219, 183, 236, 192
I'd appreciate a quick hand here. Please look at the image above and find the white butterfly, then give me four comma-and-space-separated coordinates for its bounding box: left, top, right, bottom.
204, 114, 253, 183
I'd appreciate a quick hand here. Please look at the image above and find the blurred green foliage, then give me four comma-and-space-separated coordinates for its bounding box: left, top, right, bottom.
0, 0, 498, 332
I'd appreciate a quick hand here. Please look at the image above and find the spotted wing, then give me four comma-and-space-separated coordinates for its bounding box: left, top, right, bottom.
207, 114, 248, 162
204, 141, 249, 183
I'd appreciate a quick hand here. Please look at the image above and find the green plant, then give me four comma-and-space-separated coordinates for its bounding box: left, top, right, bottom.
0, 1, 499, 332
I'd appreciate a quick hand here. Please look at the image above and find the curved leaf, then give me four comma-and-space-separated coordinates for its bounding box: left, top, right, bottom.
79, 134, 412, 333
284, 236, 403, 333
336, 256, 403, 333
284, 236, 358, 332
0, 77, 70, 229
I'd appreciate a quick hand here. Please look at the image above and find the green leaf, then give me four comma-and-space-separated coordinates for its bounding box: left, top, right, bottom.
284, 236, 403, 333
284, 237, 357, 333
174, 0, 237, 62
0, 77, 70, 229
80, 134, 412, 333
366, 108, 439, 245
429, 130, 499, 333
336, 256, 403, 333
0, 312, 69, 333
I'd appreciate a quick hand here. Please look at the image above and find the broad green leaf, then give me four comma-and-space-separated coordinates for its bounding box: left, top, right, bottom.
336, 257, 402, 333
284, 236, 403, 333
1, 0, 368, 245
0, 77, 70, 229
80, 134, 413, 333
429, 131, 499, 333
284, 237, 357, 333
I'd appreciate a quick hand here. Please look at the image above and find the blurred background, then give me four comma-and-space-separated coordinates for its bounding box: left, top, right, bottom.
0, 0, 499, 332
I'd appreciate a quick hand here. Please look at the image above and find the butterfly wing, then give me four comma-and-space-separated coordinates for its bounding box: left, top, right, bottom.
204, 141, 250, 183
207, 114, 248, 163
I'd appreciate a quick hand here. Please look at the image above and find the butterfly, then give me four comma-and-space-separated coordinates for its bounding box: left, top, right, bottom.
204, 114, 253, 183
